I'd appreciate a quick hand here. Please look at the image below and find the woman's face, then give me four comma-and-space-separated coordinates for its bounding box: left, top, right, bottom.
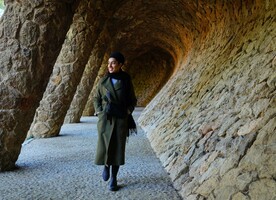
108, 58, 122, 73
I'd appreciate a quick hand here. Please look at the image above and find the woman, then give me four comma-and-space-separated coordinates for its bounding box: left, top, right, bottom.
93, 52, 137, 191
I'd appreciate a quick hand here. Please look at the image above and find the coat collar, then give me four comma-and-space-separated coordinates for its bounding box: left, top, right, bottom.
102, 76, 123, 95
102, 76, 113, 92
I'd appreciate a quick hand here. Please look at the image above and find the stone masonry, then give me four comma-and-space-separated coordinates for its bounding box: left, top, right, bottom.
0, 1, 275, 199
0, 0, 77, 171
139, 1, 276, 199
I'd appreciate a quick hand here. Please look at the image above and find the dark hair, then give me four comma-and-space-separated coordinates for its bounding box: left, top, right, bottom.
109, 52, 125, 65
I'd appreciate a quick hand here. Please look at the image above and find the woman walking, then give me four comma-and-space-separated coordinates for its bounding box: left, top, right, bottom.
93, 52, 137, 191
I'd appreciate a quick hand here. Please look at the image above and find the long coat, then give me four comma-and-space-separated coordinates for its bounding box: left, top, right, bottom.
93, 72, 137, 166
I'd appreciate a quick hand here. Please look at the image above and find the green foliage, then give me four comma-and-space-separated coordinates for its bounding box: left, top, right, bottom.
0, 0, 5, 9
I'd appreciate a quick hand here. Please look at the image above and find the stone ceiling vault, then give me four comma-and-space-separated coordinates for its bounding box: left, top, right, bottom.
96, 0, 211, 106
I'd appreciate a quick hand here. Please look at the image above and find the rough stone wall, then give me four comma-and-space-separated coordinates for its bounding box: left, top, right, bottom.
82, 59, 108, 116
27, 0, 103, 138
127, 50, 174, 106
0, 0, 76, 171
139, 2, 276, 200
64, 30, 109, 123
27, 0, 124, 138
1, 4, 275, 200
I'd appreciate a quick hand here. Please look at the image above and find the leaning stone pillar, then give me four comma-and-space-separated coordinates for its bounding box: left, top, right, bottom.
27, 0, 108, 138
64, 34, 109, 123
82, 38, 119, 116
0, 0, 76, 171
82, 89, 96, 116
82, 54, 110, 116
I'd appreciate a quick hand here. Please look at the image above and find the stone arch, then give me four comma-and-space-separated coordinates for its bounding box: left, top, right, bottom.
0, 1, 275, 199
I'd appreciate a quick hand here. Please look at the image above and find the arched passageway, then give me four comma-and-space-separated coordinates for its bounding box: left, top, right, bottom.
0, 0, 275, 199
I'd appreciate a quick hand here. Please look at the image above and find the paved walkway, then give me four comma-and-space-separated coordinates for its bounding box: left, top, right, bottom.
0, 108, 182, 200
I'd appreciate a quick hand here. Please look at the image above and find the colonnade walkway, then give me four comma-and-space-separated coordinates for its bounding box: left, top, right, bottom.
1, 108, 182, 200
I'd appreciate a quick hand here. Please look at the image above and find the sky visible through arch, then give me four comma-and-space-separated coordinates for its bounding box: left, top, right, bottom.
0, 0, 4, 17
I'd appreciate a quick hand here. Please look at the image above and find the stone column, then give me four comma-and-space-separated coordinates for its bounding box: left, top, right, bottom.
82, 49, 115, 116
82, 87, 96, 116
0, 0, 76, 171
27, 0, 108, 138
82, 32, 122, 116
82, 72, 103, 116
64, 31, 110, 123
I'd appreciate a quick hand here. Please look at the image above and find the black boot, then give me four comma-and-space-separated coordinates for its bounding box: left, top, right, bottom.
109, 165, 119, 191
102, 165, 110, 181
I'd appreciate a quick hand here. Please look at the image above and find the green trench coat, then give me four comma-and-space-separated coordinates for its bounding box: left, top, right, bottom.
93, 74, 137, 166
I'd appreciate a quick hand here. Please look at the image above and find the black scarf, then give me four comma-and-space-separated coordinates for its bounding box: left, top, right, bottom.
107, 69, 131, 103
127, 114, 137, 137
107, 69, 129, 80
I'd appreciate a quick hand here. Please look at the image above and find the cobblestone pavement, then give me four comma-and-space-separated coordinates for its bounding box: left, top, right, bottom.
0, 108, 182, 200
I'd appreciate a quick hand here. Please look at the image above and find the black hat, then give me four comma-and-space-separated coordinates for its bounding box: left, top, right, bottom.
109, 52, 125, 65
